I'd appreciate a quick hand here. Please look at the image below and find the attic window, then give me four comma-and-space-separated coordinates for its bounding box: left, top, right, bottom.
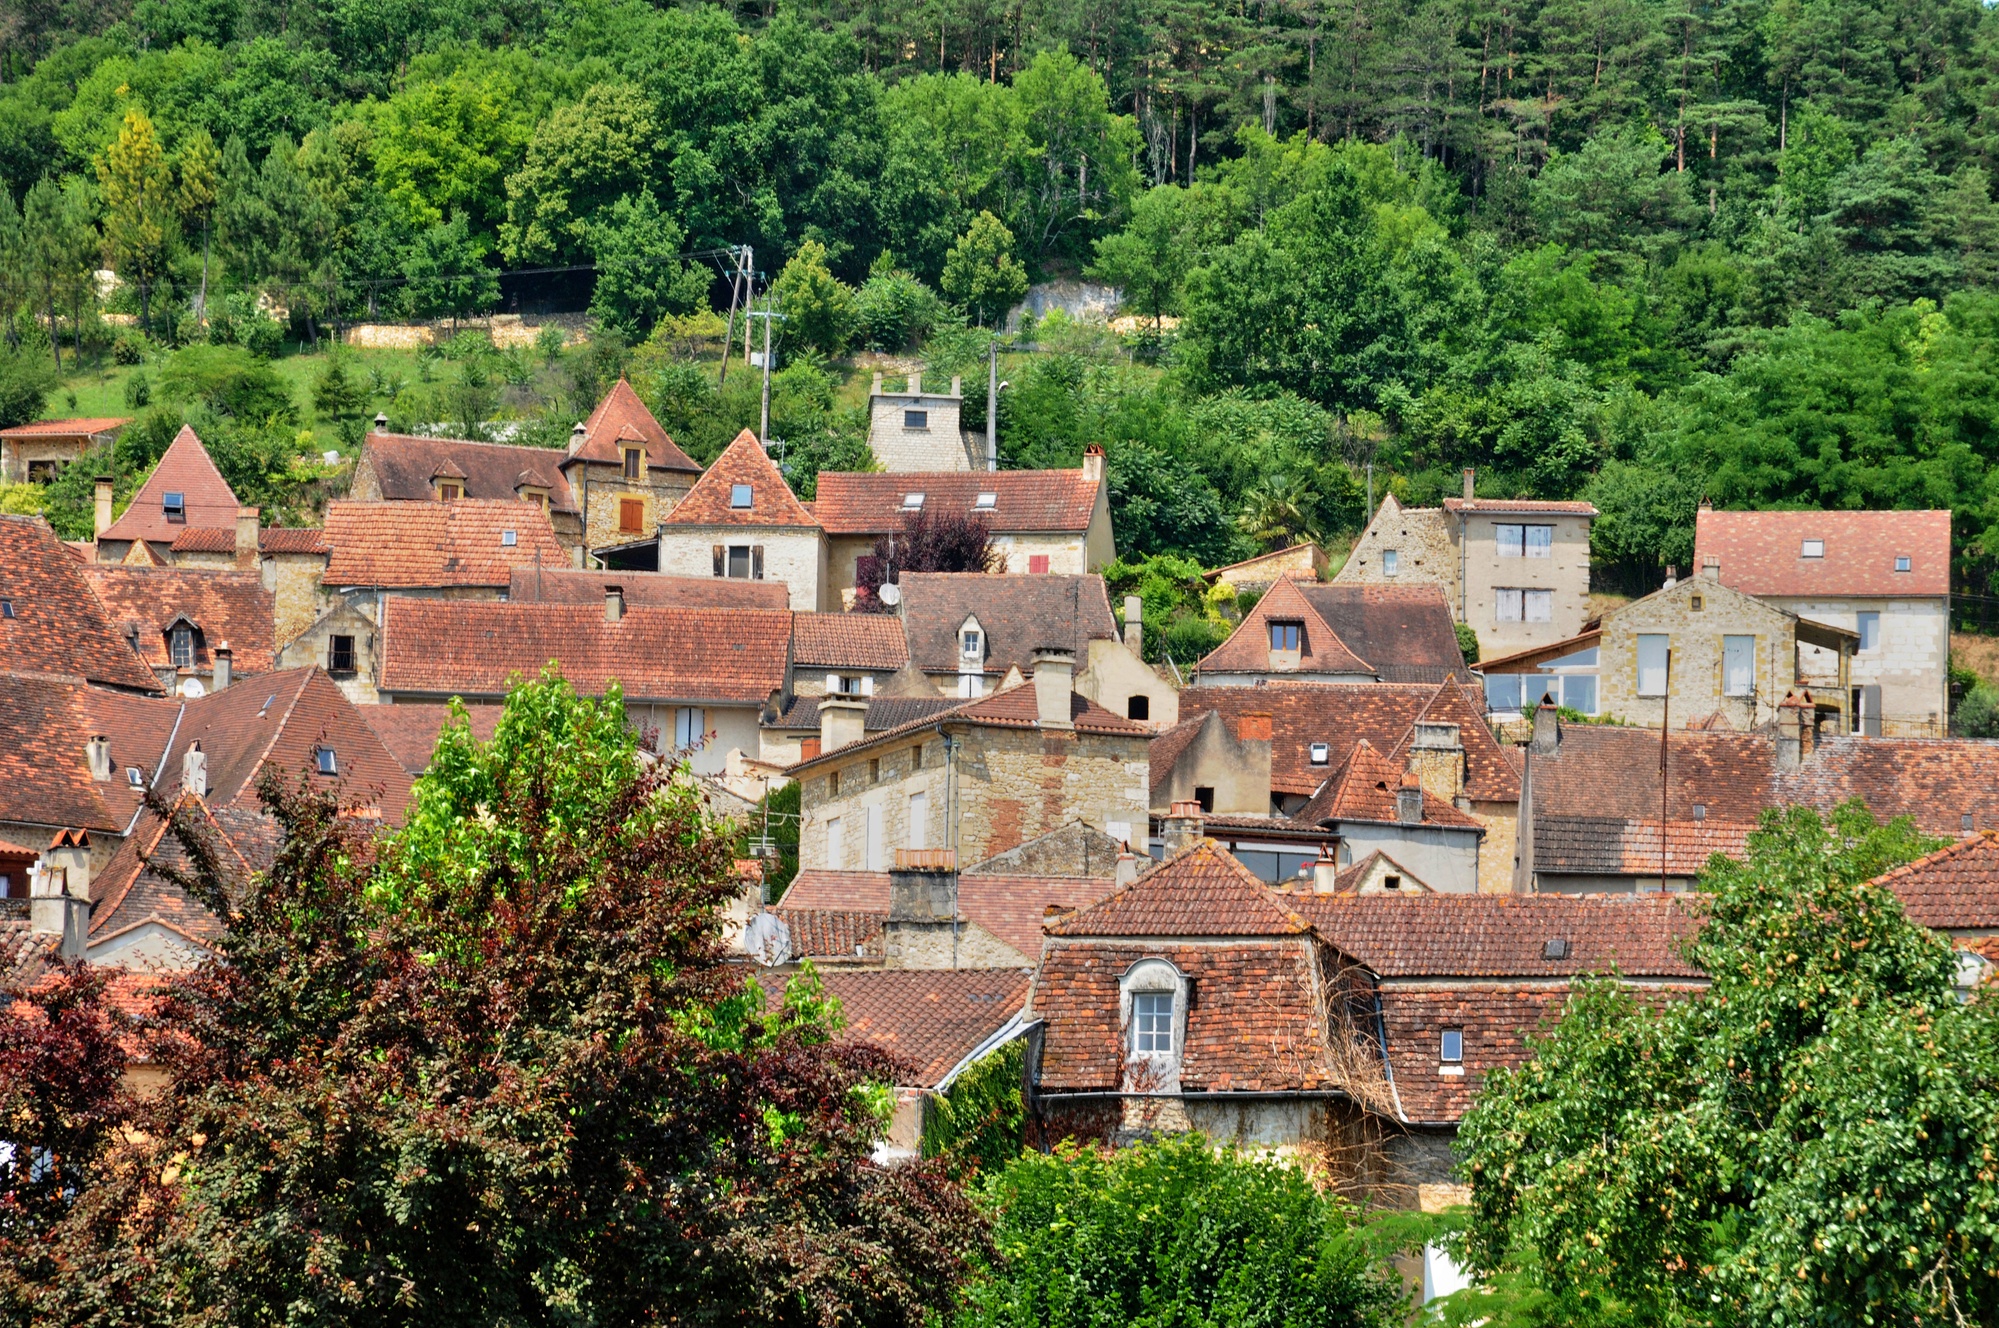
1384, 874, 1402, 891
1693, 803, 1707, 821
623, 446, 644, 480
1270, 622, 1301, 652
1896, 555, 1912, 572
974, 492, 997, 510
1801, 539, 1825, 558
1309, 742, 1330, 765
163, 491, 186, 522
961, 629, 982, 656
169, 625, 195, 668
1543, 937, 1571, 960
126, 767, 143, 788
315, 747, 338, 777
902, 492, 925, 510
0, 599, 12, 619
1440, 1028, 1463, 1062
501, 529, 517, 547
730, 484, 754, 509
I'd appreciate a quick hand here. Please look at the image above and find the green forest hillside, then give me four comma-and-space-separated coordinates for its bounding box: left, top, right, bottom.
7, 0, 1999, 603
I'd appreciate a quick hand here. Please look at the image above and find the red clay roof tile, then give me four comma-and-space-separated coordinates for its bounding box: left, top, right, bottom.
792, 612, 909, 670
101, 427, 240, 546
660, 430, 816, 528
1694, 507, 1951, 597
321, 500, 567, 588
811, 470, 1100, 535
0, 515, 164, 692
80, 565, 276, 673
562, 378, 700, 473
363, 433, 578, 511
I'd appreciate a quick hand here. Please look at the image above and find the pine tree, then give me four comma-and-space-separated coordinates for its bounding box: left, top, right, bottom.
97, 108, 176, 338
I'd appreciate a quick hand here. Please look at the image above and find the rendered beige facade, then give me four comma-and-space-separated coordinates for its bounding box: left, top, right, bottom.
1773, 596, 1948, 737
655, 527, 829, 611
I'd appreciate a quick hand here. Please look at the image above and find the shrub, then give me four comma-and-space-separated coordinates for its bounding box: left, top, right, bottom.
0, 349, 55, 428
1455, 621, 1481, 663
111, 333, 146, 365
855, 268, 944, 352
1957, 680, 1999, 737
159, 345, 297, 424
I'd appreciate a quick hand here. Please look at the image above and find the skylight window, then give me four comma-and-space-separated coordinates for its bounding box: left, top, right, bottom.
126, 767, 143, 788
1896, 555, 1912, 572
730, 483, 754, 509
163, 491, 185, 521
1309, 742, 1330, 765
316, 747, 338, 776
1801, 539, 1825, 558
501, 529, 517, 547
903, 492, 925, 510
974, 492, 997, 510
0, 599, 13, 619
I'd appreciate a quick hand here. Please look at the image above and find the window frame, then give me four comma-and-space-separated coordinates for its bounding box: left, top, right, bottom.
1132, 992, 1175, 1054
1440, 1028, 1464, 1063
623, 446, 644, 481
162, 491, 186, 522
1722, 634, 1755, 697
1269, 620, 1302, 652
1637, 634, 1670, 697
1895, 555, 1912, 573
1382, 549, 1399, 576
315, 746, 338, 777
1120, 959, 1189, 1087
730, 483, 754, 509
1801, 539, 1825, 559
903, 408, 929, 430
169, 624, 195, 669
1857, 610, 1881, 652
327, 634, 356, 674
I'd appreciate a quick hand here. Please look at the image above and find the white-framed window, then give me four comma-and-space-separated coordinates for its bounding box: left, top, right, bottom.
974, 492, 997, 510
725, 545, 764, 579
961, 628, 982, 656
826, 816, 844, 867
1440, 1029, 1463, 1063
673, 707, 702, 749
1120, 958, 1188, 1088
1895, 555, 1912, 573
1382, 550, 1399, 576
1857, 611, 1880, 652
1309, 742, 1331, 765
907, 792, 928, 850
902, 492, 925, 510
958, 672, 983, 698
1637, 634, 1670, 697
169, 625, 195, 668
1132, 992, 1174, 1053
865, 804, 885, 872
501, 529, 517, 547
1722, 635, 1754, 696
730, 483, 753, 508
315, 746, 338, 776
1802, 539, 1825, 558
1495, 523, 1552, 557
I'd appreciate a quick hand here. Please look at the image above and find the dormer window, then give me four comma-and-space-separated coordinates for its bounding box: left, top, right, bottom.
730, 483, 754, 509
437, 482, 462, 502
1802, 539, 1825, 558
169, 624, 195, 668
500, 529, 517, 547
163, 491, 185, 522
961, 628, 982, 656
316, 746, 338, 776
974, 492, 996, 510
1133, 992, 1174, 1052
1896, 555, 1912, 572
903, 492, 925, 510
1270, 621, 1302, 652
1120, 958, 1189, 1091
623, 446, 644, 480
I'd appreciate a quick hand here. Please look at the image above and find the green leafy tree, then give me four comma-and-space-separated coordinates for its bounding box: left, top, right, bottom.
586, 190, 707, 341
401, 211, 499, 331
501, 82, 659, 264
158, 345, 297, 423
0, 350, 55, 429
942, 211, 1029, 328
96, 107, 177, 337
20, 177, 93, 372
854, 259, 945, 353
1088, 185, 1189, 335
772, 239, 858, 357
1457, 803, 1994, 1327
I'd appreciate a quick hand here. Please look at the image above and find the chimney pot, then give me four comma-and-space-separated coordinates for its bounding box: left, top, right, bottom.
1312, 845, 1339, 893
86, 735, 111, 783
605, 585, 625, 622
1032, 646, 1075, 730
1115, 842, 1141, 887
1163, 801, 1204, 855
1396, 774, 1424, 825
871, 371, 883, 395
1082, 444, 1106, 484
1122, 594, 1143, 654
93, 476, 114, 540
181, 741, 207, 799
1663, 565, 1678, 589
1701, 555, 1720, 582
212, 643, 231, 693
950, 375, 962, 396
909, 371, 922, 395
1462, 467, 1475, 501
374, 412, 389, 428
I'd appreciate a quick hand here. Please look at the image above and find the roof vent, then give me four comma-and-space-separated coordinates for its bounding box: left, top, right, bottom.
1543, 937, 1571, 960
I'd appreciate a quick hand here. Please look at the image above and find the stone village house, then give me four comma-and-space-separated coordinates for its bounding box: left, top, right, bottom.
1197, 578, 1468, 685
0, 417, 127, 484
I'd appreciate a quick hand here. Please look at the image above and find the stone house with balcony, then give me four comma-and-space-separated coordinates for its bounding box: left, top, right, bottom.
1692, 505, 1951, 736
1335, 471, 1596, 658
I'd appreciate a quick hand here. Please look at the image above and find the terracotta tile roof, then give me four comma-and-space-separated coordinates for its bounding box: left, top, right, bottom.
507, 566, 789, 610
320, 500, 568, 588
1198, 576, 1371, 676
792, 613, 909, 670
1293, 893, 1703, 978
362, 432, 578, 512
778, 869, 1115, 959
0, 417, 129, 438
1029, 937, 1338, 1093
357, 702, 505, 777
1146, 715, 1207, 797
258, 527, 329, 556
1441, 497, 1598, 515
1773, 737, 1999, 836
785, 678, 1148, 774
167, 526, 237, 554
1203, 543, 1324, 580
1176, 682, 1517, 802
765, 693, 959, 732
87, 801, 238, 943
0, 515, 163, 692
378, 600, 791, 703
755, 967, 1030, 1086
1297, 740, 1483, 829
1870, 831, 1999, 929
778, 869, 891, 910
1533, 815, 1756, 876
0, 677, 179, 833
660, 430, 815, 527
899, 572, 1118, 675
1047, 840, 1314, 937
1199, 581, 1467, 683
1377, 986, 1574, 1123
101, 427, 240, 545
1693, 507, 1951, 597
770, 907, 885, 961
80, 565, 276, 673
562, 378, 700, 473
811, 469, 1101, 535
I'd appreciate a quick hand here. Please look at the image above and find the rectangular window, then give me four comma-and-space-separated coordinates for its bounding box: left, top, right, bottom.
1723, 635, 1755, 696
1127, 695, 1150, 721
1484, 673, 1523, 711
1270, 621, 1301, 651
908, 792, 928, 850
316, 747, 338, 776
974, 492, 996, 510
904, 408, 928, 429
501, 529, 517, 547
1562, 674, 1598, 715
1895, 555, 1912, 573
26, 460, 57, 483
1028, 554, 1050, 574
618, 498, 644, 533
1133, 992, 1174, 1053
1857, 611, 1880, 652
826, 816, 844, 867
962, 630, 981, 656
438, 483, 462, 502
673, 707, 702, 749
1523, 589, 1553, 622
730, 483, 754, 509
328, 635, 356, 673
865, 804, 884, 872
752, 545, 765, 580
1382, 550, 1399, 576
163, 491, 185, 521
169, 626, 194, 668
1802, 539, 1825, 558
623, 448, 643, 480
912, 743, 925, 770
958, 672, 982, 698
902, 492, 925, 510
1523, 524, 1553, 557
1496, 524, 1523, 557
1309, 741, 1331, 765
1496, 588, 1523, 622
1441, 1029, 1463, 1063
727, 545, 752, 578
1637, 634, 1670, 697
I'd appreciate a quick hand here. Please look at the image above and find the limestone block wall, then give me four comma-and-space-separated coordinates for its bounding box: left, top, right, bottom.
1598, 579, 1795, 729
1335, 499, 1455, 592
626, 702, 762, 776
882, 919, 1030, 969
1471, 801, 1519, 894
2, 439, 89, 483
656, 526, 826, 610
1775, 596, 1947, 736
575, 465, 694, 553
1335, 822, 1481, 894
1460, 513, 1594, 655
868, 391, 971, 472
265, 553, 329, 654
988, 532, 1089, 575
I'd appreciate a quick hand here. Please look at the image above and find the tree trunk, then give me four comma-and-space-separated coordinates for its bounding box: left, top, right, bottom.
45, 293, 60, 373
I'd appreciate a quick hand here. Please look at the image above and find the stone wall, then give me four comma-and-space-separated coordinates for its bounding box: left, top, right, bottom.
1335, 496, 1456, 593
1, 438, 90, 484
867, 386, 971, 472
1078, 638, 1179, 728
1336, 822, 1481, 894
1471, 801, 1519, 894
1776, 595, 1947, 736
881, 918, 1031, 968
1460, 512, 1594, 655
656, 526, 826, 611
573, 463, 696, 555
265, 552, 329, 653
1598, 576, 1798, 729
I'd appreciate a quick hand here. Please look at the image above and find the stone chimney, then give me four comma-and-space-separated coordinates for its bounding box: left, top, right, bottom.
909, 371, 922, 395
28, 838, 88, 963
818, 697, 867, 755
212, 643, 231, 693
1032, 646, 1075, 730
94, 476, 114, 538
1775, 690, 1817, 770
1408, 721, 1465, 802
1701, 555, 1720, 581
1082, 444, 1106, 484
568, 421, 588, 456
883, 865, 959, 969
1528, 703, 1561, 756
1396, 772, 1424, 824
1115, 842, 1142, 887
235, 506, 260, 569
604, 585, 625, 622
85, 735, 111, 783
181, 741, 207, 799
950, 375, 962, 396
1122, 595, 1143, 654
1163, 799, 1204, 855
1462, 467, 1475, 501
1312, 845, 1340, 893
44, 828, 90, 901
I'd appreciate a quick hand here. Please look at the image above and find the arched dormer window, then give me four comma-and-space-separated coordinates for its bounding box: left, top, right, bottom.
165, 616, 201, 669
957, 615, 985, 698
1120, 958, 1190, 1093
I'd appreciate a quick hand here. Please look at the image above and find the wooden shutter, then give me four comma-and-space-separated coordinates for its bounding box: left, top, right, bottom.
752, 545, 765, 580
712, 544, 724, 576
619, 498, 643, 533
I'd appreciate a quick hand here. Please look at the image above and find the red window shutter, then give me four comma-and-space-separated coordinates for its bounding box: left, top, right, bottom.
619, 498, 643, 533
801, 737, 821, 761
1029, 554, 1050, 574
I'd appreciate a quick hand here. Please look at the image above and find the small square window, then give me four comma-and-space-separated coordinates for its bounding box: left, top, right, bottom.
730, 484, 754, 509
1127, 695, 1150, 721
1690, 594, 1704, 611
903, 492, 925, 510
904, 408, 928, 429
163, 491, 185, 521
1895, 555, 1912, 572
438, 483, 462, 502
1802, 539, 1825, 558
962, 630, 981, 656
328, 635, 356, 673
974, 492, 996, 510
1440, 1029, 1463, 1063
316, 747, 338, 776
1309, 742, 1330, 765
500, 529, 517, 547
1270, 622, 1301, 652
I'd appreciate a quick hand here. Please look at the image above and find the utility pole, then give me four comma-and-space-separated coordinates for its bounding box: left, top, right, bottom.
747, 298, 783, 447
1660, 649, 1672, 895
718, 245, 749, 389
986, 336, 999, 471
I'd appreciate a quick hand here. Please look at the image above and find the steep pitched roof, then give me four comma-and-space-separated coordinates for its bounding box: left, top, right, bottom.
765, 693, 959, 732
1870, 831, 1999, 930
660, 429, 816, 527
1296, 740, 1482, 829
1198, 576, 1374, 676
378, 600, 792, 704
1693, 507, 1951, 598
361, 433, 578, 511
80, 565, 277, 673
754, 967, 1030, 1086
791, 612, 909, 671
0, 515, 163, 692
320, 500, 568, 589
1293, 893, 1703, 978
100, 427, 240, 545
785, 678, 1149, 774
0, 677, 179, 833
1046, 840, 1314, 937
562, 378, 700, 473
357, 702, 505, 777
1297, 583, 1466, 682
507, 566, 789, 610
899, 573, 1118, 675
811, 470, 1101, 535
770, 907, 885, 962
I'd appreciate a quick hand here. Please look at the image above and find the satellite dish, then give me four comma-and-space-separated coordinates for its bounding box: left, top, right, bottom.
742, 911, 792, 967
878, 582, 902, 606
